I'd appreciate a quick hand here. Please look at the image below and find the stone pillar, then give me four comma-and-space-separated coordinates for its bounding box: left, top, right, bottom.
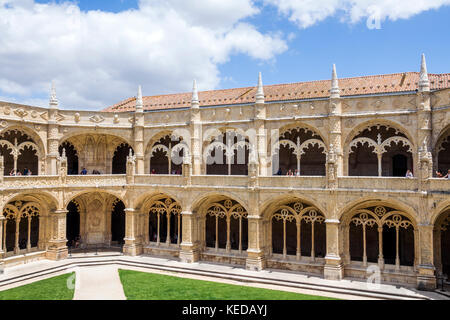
324, 219, 344, 280
326, 144, 338, 189
416, 54, 432, 177
328, 65, 343, 176
0, 214, 4, 265
179, 211, 200, 263
46, 209, 68, 260
47, 82, 60, 176
126, 150, 136, 184
123, 208, 142, 256
246, 215, 266, 271
182, 156, 192, 186
134, 118, 145, 175
0, 155, 4, 182
416, 223, 436, 290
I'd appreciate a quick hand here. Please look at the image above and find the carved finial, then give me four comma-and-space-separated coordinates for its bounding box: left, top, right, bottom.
62, 148, 66, 158
255, 72, 264, 104
129, 148, 133, 158
330, 64, 340, 98
136, 85, 143, 112
377, 133, 382, 145
419, 53, 430, 92
191, 79, 199, 108
49, 80, 58, 108
421, 137, 428, 152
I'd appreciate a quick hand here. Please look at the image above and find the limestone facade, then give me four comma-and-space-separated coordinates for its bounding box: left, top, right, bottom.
0, 58, 449, 290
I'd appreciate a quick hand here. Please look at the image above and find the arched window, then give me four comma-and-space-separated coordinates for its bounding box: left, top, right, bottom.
348, 125, 413, 177
2, 201, 40, 256
273, 127, 326, 176
148, 197, 182, 246
434, 209, 450, 278
205, 199, 248, 253
0, 130, 40, 175
348, 205, 415, 269
59, 142, 79, 175
270, 201, 326, 260
111, 199, 125, 245
436, 129, 450, 176
205, 131, 250, 175
112, 143, 133, 174
149, 135, 185, 175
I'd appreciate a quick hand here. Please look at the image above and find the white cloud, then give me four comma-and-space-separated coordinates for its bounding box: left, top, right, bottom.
264, 0, 450, 28
0, 0, 287, 110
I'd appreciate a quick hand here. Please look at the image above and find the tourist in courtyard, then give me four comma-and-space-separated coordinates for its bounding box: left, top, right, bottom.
23, 167, 29, 175
9, 169, 15, 176
276, 168, 282, 175
436, 170, 443, 178
80, 167, 87, 175
405, 170, 413, 178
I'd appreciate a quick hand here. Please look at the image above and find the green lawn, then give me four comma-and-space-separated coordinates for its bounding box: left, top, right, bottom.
118, 269, 336, 300
0, 272, 75, 300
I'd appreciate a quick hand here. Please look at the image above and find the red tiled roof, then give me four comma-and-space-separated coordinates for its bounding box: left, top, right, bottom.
103, 72, 450, 112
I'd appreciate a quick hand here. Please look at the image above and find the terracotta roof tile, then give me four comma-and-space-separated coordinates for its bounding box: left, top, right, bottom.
103, 72, 450, 112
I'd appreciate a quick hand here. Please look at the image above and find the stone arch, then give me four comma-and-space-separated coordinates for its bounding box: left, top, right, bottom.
269, 122, 327, 176
188, 191, 249, 214
145, 130, 186, 175
65, 191, 126, 249
59, 133, 132, 175
433, 206, 450, 277
343, 120, 416, 177
139, 193, 183, 246
202, 127, 252, 176
261, 196, 326, 261
434, 124, 450, 176
340, 199, 418, 270
0, 125, 46, 175
64, 190, 128, 209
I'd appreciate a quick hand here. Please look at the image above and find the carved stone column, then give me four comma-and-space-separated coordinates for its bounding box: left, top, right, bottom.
0, 155, 4, 182
0, 214, 4, 265
123, 208, 142, 256
46, 209, 68, 260
179, 211, 200, 263
324, 219, 344, 280
416, 223, 436, 290
328, 65, 343, 176
326, 144, 338, 189
134, 115, 145, 174
246, 214, 266, 271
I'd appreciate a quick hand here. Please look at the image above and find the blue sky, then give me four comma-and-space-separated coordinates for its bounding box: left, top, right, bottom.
2, 0, 450, 110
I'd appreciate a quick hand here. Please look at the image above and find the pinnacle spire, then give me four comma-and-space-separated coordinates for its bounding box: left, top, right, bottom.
255, 72, 264, 104
191, 79, 199, 108
419, 53, 430, 92
49, 80, 58, 108
136, 85, 143, 112
330, 64, 340, 98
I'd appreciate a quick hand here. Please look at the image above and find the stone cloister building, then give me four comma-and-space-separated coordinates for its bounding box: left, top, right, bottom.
0, 55, 449, 290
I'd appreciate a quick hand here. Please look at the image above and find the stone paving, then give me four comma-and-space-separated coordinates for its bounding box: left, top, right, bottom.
0, 253, 447, 300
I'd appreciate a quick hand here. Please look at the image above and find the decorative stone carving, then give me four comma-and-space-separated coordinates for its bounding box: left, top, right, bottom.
74, 113, 81, 123
3, 106, 11, 115
0, 120, 7, 128
89, 114, 105, 123
113, 114, 119, 124
14, 108, 28, 118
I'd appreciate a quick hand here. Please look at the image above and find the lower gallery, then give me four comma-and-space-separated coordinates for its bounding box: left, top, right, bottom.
0, 56, 449, 291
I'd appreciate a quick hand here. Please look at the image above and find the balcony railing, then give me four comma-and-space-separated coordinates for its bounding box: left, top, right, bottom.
1, 174, 449, 193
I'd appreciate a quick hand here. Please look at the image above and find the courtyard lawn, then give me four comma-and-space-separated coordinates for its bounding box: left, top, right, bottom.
0, 272, 75, 300
118, 269, 337, 300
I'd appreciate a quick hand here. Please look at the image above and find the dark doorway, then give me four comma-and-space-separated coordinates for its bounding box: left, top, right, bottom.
112, 144, 133, 174
111, 200, 125, 245
392, 154, 407, 177
59, 142, 79, 175
66, 201, 80, 247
